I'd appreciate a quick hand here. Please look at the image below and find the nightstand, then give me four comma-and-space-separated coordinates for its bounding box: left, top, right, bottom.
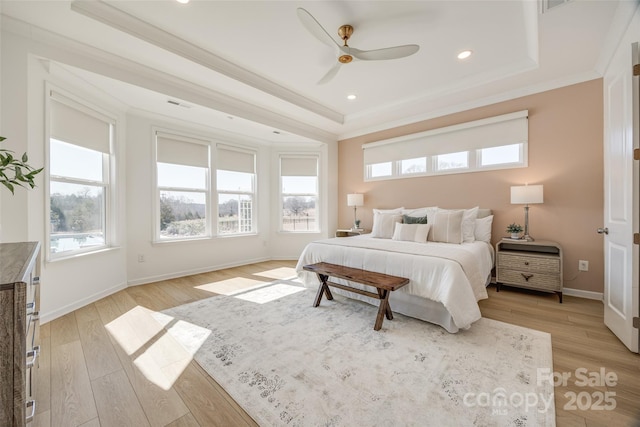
335, 229, 366, 237
495, 239, 563, 303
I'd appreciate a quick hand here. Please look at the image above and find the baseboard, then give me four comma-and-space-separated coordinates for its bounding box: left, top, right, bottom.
269, 255, 301, 261
40, 281, 128, 324
562, 287, 603, 301
127, 256, 271, 286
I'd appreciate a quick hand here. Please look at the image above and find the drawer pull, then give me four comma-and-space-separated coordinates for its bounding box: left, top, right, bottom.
521, 273, 533, 282
524, 261, 529, 266
26, 346, 40, 369
33, 276, 40, 286
25, 400, 36, 421
26, 301, 35, 315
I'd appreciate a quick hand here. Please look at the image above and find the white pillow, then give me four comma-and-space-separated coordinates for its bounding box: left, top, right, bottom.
462, 207, 479, 243
392, 223, 431, 243
371, 212, 403, 239
474, 215, 493, 243
430, 207, 477, 243
430, 210, 464, 244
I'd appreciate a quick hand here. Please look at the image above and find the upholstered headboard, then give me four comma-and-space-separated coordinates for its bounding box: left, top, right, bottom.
477, 208, 492, 219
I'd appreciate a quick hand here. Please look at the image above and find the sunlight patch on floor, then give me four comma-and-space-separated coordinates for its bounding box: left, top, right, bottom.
195, 277, 265, 295
106, 306, 210, 390
234, 283, 305, 304
251, 266, 298, 280
105, 305, 166, 355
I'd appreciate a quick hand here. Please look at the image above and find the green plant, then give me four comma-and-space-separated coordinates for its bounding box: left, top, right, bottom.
0, 136, 43, 194
506, 223, 523, 233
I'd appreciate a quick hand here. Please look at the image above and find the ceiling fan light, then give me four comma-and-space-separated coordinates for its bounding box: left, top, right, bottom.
457, 50, 472, 60
347, 94, 357, 100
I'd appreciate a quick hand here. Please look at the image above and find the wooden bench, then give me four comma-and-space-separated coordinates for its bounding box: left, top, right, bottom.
302, 262, 410, 331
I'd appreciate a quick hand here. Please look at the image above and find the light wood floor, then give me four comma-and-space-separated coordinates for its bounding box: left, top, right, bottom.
32, 260, 639, 427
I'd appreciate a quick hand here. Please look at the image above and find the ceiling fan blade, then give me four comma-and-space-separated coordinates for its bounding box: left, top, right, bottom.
351, 44, 420, 61
317, 62, 341, 85
296, 8, 340, 50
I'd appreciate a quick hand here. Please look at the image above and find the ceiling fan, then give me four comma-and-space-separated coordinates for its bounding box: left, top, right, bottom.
296, 8, 420, 85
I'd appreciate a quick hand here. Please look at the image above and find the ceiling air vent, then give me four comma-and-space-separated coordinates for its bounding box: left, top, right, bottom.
540, 0, 571, 14
167, 99, 192, 109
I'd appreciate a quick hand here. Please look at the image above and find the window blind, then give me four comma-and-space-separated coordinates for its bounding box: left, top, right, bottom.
280, 157, 318, 176
363, 110, 528, 165
157, 133, 209, 168
50, 92, 112, 154
217, 145, 255, 173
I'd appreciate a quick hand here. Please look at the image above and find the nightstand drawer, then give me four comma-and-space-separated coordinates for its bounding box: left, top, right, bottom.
497, 269, 561, 291
497, 252, 560, 273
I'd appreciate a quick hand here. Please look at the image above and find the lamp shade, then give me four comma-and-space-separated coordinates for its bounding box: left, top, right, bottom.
511, 185, 543, 204
347, 193, 364, 207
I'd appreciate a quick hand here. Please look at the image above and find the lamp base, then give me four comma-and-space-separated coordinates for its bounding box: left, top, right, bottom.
521, 234, 535, 242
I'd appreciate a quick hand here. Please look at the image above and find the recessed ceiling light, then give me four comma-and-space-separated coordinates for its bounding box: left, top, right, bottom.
346, 94, 357, 100
457, 50, 472, 60
176, 0, 190, 4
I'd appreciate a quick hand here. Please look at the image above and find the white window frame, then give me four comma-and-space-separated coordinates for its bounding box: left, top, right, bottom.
153, 130, 211, 243
364, 111, 529, 181
279, 154, 320, 233
46, 86, 116, 260
215, 144, 257, 236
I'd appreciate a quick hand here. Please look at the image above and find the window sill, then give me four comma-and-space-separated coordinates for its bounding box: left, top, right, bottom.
152, 233, 259, 245
47, 245, 121, 263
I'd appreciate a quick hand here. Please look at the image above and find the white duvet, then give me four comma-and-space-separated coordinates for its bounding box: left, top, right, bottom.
295, 235, 494, 330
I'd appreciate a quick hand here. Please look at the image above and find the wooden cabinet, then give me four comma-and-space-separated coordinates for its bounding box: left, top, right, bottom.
495, 239, 563, 303
0, 242, 41, 426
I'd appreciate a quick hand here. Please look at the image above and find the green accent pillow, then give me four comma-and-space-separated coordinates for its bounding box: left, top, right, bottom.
403, 214, 428, 224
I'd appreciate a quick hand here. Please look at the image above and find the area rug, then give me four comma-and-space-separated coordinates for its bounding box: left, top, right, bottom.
158, 280, 555, 426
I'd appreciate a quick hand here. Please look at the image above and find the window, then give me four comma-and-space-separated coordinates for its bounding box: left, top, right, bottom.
363, 110, 528, 181
370, 162, 393, 178
400, 157, 427, 175
216, 146, 256, 235
480, 143, 522, 166
156, 133, 209, 240
48, 91, 114, 258
280, 156, 319, 232
436, 151, 468, 170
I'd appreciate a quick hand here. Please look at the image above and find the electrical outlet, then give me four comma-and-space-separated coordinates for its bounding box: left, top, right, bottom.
138, 254, 145, 263
578, 260, 589, 272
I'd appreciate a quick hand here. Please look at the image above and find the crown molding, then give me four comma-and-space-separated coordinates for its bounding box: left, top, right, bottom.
69, 0, 343, 125
2, 14, 338, 144
594, 0, 640, 75
338, 70, 601, 141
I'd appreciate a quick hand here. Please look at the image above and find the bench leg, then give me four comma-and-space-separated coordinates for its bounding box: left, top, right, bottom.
374, 289, 392, 331
377, 288, 393, 320
313, 273, 333, 307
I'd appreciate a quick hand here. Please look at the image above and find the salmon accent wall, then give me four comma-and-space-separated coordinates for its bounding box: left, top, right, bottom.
338, 79, 604, 293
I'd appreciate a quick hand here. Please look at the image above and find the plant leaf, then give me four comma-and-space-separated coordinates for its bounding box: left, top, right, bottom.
1, 181, 15, 194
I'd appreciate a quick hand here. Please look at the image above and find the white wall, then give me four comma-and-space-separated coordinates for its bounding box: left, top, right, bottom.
126, 112, 337, 283
126, 112, 271, 284
0, 31, 130, 322
267, 141, 337, 260
0, 24, 338, 322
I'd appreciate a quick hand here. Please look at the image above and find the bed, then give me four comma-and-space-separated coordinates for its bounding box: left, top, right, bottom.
295, 207, 494, 333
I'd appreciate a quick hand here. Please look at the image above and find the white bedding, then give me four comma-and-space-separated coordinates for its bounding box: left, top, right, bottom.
295, 235, 494, 331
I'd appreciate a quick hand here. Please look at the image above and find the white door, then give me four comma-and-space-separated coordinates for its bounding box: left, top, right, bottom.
603, 40, 639, 353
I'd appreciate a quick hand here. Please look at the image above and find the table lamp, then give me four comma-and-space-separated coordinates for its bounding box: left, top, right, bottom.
510, 184, 543, 241
347, 193, 364, 230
